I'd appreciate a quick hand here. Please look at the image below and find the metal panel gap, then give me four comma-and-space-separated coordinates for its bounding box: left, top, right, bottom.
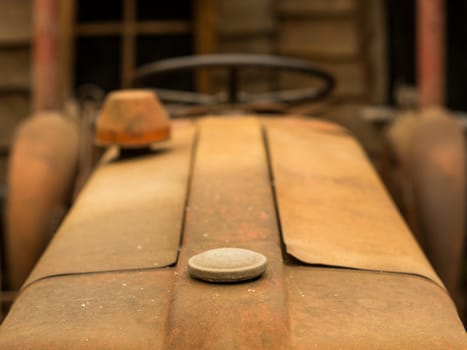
261, 123, 295, 265
174, 124, 200, 265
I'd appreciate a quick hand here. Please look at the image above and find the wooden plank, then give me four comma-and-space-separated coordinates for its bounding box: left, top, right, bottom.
354, 0, 371, 103
278, 62, 366, 97
216, 35, 275, 93
165, 117, 289, 349
194, 0, 217, 93
276, 50, 360, 63
218, 36, 274, 54
0, 0, 32, 45
0, 48, 31, 89
278, 0, 356, 16
136, 21, 191, 34
215, 33, 275, 94
278, 19, 359, 58
75, 23, 122, 36
265, 118, 442, 287
76, 21, 191, 36
363, 0, 388, 104
25, 124, 196, 286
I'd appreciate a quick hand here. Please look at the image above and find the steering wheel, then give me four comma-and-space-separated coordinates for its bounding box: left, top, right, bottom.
133, 54, 335, 106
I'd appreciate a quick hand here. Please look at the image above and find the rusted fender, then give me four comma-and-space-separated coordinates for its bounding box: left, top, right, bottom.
408, 109, 465, 300
6, 112, 79, 290
386, 108, 466, 301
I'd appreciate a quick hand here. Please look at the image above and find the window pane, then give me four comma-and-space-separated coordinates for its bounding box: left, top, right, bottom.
137, 0, 192, 20
77, 0, 123, 22
136, 34, 193, 91
75, 36, 121, 92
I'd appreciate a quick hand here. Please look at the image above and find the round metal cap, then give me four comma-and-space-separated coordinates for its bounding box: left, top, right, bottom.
188, 248, 267, 283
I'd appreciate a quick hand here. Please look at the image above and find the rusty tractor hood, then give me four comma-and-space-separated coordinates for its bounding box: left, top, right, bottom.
0, 116, 465, 349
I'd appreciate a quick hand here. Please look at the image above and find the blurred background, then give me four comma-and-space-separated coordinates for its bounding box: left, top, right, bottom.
0, 0, 466, 325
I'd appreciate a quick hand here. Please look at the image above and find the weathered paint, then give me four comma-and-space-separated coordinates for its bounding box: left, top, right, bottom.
417, 0, 445, 107
164, 118, 290, 349
265, 118, 442, 287
25, 123, 195, 287
0, 270, 174, 348
95, 90, 171, 148
6, 112, 79, 290
287, 267, 465, 349
407, 110, 466, 298
0, 117, 465, 349
385, 108, 466, 303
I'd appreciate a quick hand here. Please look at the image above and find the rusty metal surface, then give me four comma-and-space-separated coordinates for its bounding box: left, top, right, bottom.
265, 118, 443, 287
0, 270, 174, 348
6, 112, 79, 289
24, 123, 195, 288
95, 90, 171, 148
33, 0, 60, 111
417, 0, 445, 107
1, 116, 465, 348
385, 108, 466, 303
164, 117, 289, 349
2, 269, 465, 349
287, 266, 466, 349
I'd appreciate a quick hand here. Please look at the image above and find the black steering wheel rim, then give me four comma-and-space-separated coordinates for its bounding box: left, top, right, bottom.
133, 54, 335, 105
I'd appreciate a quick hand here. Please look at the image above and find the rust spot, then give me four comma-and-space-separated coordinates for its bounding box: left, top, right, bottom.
96, 90, 171, 148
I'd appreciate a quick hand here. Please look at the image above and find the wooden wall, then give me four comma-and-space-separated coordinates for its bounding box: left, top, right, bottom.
276, 0, 386, 103
213, 0, 386, 103
214, 0, 276, 93
0, 0, 32, 184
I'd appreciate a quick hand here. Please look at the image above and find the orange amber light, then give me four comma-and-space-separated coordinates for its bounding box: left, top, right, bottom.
95, 89, 170, 148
